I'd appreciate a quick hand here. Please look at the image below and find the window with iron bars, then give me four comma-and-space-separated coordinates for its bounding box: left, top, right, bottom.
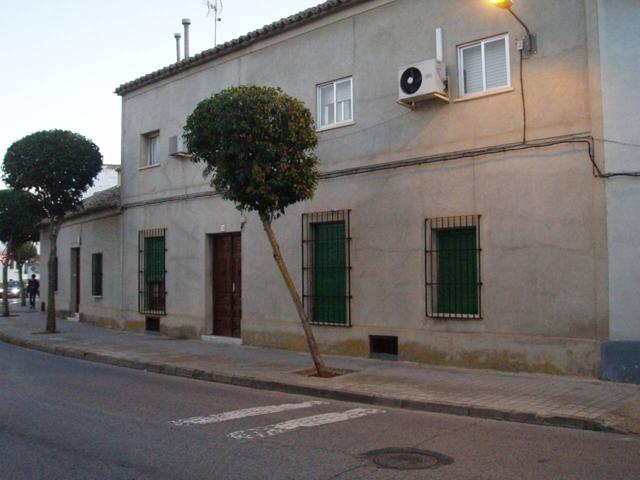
91, 253, 103, 297
302, 210, 352, 326
138, 229, 167, 315
425, 215, 482, 319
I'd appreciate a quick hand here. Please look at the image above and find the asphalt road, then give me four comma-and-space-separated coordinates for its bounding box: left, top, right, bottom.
1, 342, 639, 480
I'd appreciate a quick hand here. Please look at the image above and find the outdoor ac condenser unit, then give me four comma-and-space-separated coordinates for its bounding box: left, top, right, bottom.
168, 135, 190, 158
398, 58, 448, 105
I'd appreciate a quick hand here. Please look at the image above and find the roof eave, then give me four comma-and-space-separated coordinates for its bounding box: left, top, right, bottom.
114, 0, 372, 96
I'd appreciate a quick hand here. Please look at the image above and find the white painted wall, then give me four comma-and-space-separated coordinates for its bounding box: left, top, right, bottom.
599, 0, 640, 340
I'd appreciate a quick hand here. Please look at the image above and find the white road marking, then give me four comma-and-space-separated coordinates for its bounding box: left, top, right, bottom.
169, 400, 329, 426
228, 408, 385, 440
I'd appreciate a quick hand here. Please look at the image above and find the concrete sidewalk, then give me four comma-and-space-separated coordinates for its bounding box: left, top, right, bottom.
1, 307, 639, 435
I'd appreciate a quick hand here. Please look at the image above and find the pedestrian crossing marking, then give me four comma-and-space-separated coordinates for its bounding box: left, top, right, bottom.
228, 408, 385, 440
169, 400, 329, 426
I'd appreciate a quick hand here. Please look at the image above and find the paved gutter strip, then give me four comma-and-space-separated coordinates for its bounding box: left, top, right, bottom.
0, 331, 623, 434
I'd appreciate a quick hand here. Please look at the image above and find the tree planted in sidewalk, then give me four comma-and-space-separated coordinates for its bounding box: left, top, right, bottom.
0, 190, 42, 317
14, 242, 39, 307
3, 130, 102, 332
184, 85, 330, 378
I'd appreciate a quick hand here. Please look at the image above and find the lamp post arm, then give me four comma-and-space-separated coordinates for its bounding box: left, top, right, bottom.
508, 8, 532, 37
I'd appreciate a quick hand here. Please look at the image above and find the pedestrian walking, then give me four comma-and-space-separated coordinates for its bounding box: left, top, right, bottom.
27, 274, 39, 309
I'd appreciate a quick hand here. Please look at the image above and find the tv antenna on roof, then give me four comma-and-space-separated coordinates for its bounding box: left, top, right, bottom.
205, 0, 223, 47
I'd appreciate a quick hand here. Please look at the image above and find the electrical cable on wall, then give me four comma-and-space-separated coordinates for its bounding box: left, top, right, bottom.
519, 49, 526, 144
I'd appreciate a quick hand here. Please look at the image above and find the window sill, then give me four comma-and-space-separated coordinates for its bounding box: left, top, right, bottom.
316, 120, 355, 133
310, 322, 352, 328
92, 296, 103, 299
138, 163, 161, 171
428, 314, 482, 320
454, 86, 514, 103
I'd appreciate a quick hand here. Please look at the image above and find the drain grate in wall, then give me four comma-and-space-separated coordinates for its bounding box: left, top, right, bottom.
369, 335, 398, 360
145, 316, 160, 332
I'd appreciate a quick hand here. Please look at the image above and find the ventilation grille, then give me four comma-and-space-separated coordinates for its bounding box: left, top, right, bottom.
146, 316, 160, 332
369, 336, 398, 360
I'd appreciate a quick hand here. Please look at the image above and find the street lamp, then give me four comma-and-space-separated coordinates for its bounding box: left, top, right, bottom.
488, 0, 537, 57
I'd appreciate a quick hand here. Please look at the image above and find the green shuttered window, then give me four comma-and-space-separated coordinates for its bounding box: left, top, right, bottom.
144, 237, 165, 284
426, 216, 481, 318
313, 222, 347, 325
139, 229, 167, 315
302, 210, 351, 326
91, 253, 103, 297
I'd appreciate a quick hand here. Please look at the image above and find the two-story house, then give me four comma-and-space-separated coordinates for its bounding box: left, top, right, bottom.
41, 0, 640, 381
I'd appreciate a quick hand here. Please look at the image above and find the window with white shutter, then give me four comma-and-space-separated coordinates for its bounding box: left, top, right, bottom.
142, 131, 160, 167
458, 34, 510, 97
316, 77, 353, 129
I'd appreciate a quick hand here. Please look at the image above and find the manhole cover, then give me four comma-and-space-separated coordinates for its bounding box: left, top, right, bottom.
362, 448, 453, 471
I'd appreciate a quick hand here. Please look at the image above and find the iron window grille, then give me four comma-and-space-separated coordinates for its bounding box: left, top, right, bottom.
302, 210, 352, 327
425, 215, 482, 319
91, 253, 103, 297
138, 229, 167, 315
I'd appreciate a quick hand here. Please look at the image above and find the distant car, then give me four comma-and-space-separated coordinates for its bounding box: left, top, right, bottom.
5, 281, 22, 298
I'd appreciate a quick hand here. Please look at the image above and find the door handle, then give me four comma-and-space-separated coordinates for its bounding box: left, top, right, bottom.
232, 282, 236, 293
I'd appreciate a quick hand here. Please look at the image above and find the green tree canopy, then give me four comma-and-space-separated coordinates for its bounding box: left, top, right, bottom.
0, 189, 42, 247
2, 129, 102, 331
184, 85, 319, 219
2, 129, 103, 219
184, 85, 330, 377
14, 241, 38, 267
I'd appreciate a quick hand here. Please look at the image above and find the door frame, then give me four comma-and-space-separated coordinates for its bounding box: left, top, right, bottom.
206, 232, 242, 338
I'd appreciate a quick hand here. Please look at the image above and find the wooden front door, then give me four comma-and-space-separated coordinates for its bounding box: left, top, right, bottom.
212, 233, 241, 338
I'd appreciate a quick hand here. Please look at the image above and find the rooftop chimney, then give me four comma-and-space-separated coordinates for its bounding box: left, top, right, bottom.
182, 18, 191, 59
174, 32, 182, 62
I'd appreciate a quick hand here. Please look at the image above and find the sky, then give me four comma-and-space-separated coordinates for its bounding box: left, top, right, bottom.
0, 0, 322, 186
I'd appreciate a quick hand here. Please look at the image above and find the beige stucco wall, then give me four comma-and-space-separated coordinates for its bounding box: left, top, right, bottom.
104, 141, 607, 376
40, 212, 122, 327
45, 0, 624, 377
598, 0, 640, 341
120, 0, 594, 203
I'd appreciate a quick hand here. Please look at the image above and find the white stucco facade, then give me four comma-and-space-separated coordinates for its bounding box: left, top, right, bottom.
598, 0, 640, 341
41, 0, 640, 378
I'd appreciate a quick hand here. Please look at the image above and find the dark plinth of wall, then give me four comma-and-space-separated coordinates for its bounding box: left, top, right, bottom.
602, 341, 640, 384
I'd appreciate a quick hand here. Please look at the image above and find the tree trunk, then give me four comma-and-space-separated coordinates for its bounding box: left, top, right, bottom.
1, 253, 9, 317
46, 221, 59, 333
18, 262, 26, 307
260, 213, 329, 378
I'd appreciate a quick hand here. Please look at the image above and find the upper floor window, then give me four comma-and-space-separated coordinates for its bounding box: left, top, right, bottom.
458, 34, 510, 97
143, 131, 160, 167
317, 77, 353, 129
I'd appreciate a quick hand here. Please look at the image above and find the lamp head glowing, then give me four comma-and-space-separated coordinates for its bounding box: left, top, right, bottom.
489, 0, 513, 9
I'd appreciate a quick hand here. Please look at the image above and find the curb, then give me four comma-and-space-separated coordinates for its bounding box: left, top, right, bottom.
0, 331, 625, 435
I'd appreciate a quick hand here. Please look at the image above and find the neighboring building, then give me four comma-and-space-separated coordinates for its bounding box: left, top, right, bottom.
84, 164, 120, 198
41, 0, 640, 380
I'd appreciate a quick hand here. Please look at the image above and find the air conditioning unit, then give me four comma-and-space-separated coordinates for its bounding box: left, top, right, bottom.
168, 135, 190, 158
398, 58, 448, 105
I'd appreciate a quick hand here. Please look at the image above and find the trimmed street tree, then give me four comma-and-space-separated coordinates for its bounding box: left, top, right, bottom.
3, 130, 102, 332
0, 190, 42, 317
14, 242, 39, 307
184, 85, 330, 377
